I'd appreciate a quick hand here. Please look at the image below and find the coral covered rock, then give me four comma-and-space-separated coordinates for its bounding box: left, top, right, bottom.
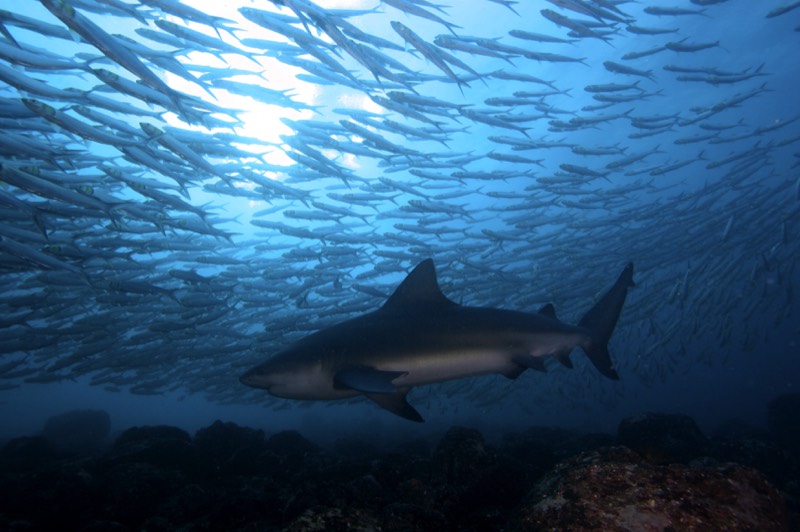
510, 446, 789, 531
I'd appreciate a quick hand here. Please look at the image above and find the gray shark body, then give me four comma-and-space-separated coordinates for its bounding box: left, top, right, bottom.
241, 259, 635, 421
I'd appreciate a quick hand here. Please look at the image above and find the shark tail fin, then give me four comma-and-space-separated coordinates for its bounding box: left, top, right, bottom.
578, 262, 635, 380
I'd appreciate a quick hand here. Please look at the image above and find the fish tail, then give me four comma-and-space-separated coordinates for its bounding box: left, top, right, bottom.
578, 262, 635, 380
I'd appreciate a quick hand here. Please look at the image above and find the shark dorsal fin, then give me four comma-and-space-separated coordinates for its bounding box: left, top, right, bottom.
382, 259, 456, 311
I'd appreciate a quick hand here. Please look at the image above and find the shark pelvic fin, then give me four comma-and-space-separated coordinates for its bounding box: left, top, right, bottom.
365, 388, 424, 422
501, 364, 527, 379
382, 258, 457, 311
334, 366, 406, 393
578, 262, 635, 380
538, 303, 557, 319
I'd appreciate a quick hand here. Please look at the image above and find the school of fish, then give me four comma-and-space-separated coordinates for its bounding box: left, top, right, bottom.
0, 0, 798, 418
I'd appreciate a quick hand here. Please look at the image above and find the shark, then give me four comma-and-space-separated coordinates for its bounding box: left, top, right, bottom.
240, 259, 635, 421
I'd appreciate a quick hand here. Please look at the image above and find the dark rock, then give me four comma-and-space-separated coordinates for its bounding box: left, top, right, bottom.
431, 426, 495, 485
265, 430, 318, 458
0, 416, 795, 531
96, 462, 185, 527
332, 436, 378, 458
259, 430, 323, 482
394, 437, 431, 458
712, 418, 769, 441
369, 454, 424, 500
709, 422, 800, 529
193, 420, 267, 478
510, 446, 790, 531
163, 475, 282, 530
151, 483, 211, 527
502, 426, 614, 474
0, 515, 34, 532
281, 477, 348, 520
454, 454, 529, 530
0, 438, 98, 529
76, 520, 127, 532
138, 515, 173, 532
767, 393, 800, 452
204, 476, 284, 528
102, 425, 199, 475
344, 473, 384, 508
41, 409, 110, 453
430, 426, 527, 530
380, 502, 447, 531
0, 459, 95, 529
284, 505, 380, 531
712, 434, 799, 488
0, 436, 62, 473
113, 425, 190, 447
618, 412, 707, 463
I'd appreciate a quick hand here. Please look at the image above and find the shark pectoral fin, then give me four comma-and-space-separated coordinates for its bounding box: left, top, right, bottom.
334, 366, 406, 393
365, 388, 424, 422
511, 354, 547, 373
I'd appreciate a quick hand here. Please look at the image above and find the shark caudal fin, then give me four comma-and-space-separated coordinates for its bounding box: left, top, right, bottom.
578, 262, 635, 380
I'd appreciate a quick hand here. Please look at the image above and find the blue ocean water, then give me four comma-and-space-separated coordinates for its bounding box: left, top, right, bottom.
0, 0, 798, 448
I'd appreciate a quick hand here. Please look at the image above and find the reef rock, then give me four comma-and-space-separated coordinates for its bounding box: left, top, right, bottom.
510, 446, 789, 531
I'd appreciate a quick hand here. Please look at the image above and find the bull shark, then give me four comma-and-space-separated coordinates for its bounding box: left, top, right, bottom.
241, 259, 634, 421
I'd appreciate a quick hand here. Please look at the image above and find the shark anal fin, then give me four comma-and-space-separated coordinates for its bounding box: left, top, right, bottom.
334, 366, 406, 393
557, 354, 573, 369
511, 354, 547, 372
365, 388, 424, 422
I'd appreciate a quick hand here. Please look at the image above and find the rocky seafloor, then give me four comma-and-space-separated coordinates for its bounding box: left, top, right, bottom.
1, 394, 798, 531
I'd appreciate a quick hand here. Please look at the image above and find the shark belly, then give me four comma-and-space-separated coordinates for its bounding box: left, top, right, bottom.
266, 373, 359, 401
379, 347, 520, 387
